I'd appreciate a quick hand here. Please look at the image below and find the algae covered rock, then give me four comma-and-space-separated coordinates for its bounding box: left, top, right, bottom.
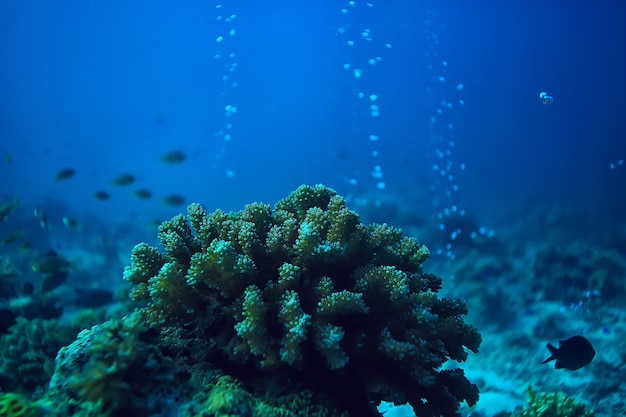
122, 184, 481, 417
510, 386, 594, 417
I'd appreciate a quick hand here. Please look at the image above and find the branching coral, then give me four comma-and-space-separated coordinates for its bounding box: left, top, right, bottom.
121, 184, 480, 416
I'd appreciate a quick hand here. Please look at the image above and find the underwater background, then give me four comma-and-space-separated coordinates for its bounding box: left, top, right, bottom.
1, 1, 625, 416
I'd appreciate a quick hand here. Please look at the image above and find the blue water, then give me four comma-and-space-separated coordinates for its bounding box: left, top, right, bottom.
1, 0, 625, 244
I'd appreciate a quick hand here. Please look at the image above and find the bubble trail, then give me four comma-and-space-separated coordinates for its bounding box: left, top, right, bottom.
212, 3, 240, 178
337, 1, 392, 192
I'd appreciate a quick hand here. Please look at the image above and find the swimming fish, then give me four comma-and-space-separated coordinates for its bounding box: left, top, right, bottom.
55, 168, 76, 181
39, 270, 69, 294
1, 230, 24, 246
162, 194, 186, 206
31, 250, 73, 274
161, 150, 186, 164
132, 188, 153, 200
62, 216, 82, 231
541, 335, 595, 370
34, 208, 51, 230
93, 190, 110, 201
0, 198, 19, 221
112, 173, 136, 186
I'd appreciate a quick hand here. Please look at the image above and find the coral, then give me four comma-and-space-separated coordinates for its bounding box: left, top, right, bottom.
43, 312, 152, 416
0, 256, 21, 300
0, 392, 41, 417
510, 386, 594, 417
180, 375, 348, 417
0, 318, 87, 396
123, 184, 481, 416
531, 240, 626, 303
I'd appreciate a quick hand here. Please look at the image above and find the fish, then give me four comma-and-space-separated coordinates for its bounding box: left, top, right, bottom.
112, 173, 136, 186
31, 250, 73, 274
0, 308, 16, 335
541, 335, 595, 370
0, 198, 19, 221
162, 150, 186, 164
93, 190, 110, 201
18, 241, 32, 252
162, 194, 186, 206
55, 168, 76, 181
4, 152, 12, 164
132, 188, 153, 200
62, 216, 82, 230
39, 215, 51, 230
34, 208, 51, 230
71, 287, 114, 308
1, 230, 24, 246
39, 270, 69, 294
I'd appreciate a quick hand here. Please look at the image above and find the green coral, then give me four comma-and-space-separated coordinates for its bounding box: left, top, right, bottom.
0, 392, 41, 417
181, 375, 348, 417
43, 312, 149, 417
122, 184, 480, 416
0, 317, 91, 396
511, 386, 594, 417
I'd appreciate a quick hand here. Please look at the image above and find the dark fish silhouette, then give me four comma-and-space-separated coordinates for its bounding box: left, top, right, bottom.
541, 335, 595, 370
112, 173, 136, 186
93, 190, 110, 201
133, 188, 153, 200
161, 150, 186, 164
162, 194, 186, 206
55, 168, 76, 181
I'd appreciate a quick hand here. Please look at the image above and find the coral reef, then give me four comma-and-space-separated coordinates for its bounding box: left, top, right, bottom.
0, 317, 89, 396
510, 386, 594, 417
0, 392, 41, 417
120, 184, 481, 416
41, 311, 174, 417
531, 241, 626, 304
0, 257, 20, 300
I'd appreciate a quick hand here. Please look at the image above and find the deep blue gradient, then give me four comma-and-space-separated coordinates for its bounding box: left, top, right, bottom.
1, 0, 625, 240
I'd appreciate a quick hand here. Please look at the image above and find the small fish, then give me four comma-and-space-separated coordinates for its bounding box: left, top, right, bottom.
4, 152, 12, 164
112, 173, 135, 186
34, 208, 51, 230
18, 240, 32, 252
93, 190, 110, 201
1, 230, 24, 246
31, 250, 73, 274
39, 269, 69, 294
162, 194, 186, 206
0, 308, 16, 335
541, 335, 595, 370
39, 215, 50, 230
62, 216, 81, 230
0, 198, 19, 221
72, 287, 114, 308
55, 168, 76, 181
132, 188, 153, 200
162, 150, 186, 164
